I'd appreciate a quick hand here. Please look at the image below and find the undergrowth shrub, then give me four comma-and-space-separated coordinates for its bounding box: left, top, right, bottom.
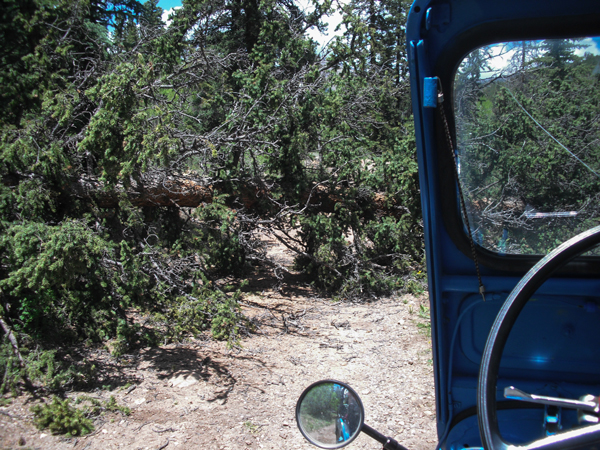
31, 397, 94, 437
75, 395, 131, 416
0, 340, 97, 395
31, 394, 131, 437
293, 119, 424, 299
193, 197, 247, 276
295, 207, 424, 299
150, 276, 246, 347
0, 220, 124, 342
295, 212, 349, 293
0, 213, 247, 391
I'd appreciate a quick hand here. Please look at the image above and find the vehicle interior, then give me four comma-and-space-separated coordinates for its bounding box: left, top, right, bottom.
407, 0, 600, 449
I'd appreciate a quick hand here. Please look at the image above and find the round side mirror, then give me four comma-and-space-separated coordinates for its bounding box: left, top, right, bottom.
296, 380, 365, 449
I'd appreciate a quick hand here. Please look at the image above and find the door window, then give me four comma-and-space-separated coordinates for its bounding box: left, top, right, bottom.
454, 38, 600, 255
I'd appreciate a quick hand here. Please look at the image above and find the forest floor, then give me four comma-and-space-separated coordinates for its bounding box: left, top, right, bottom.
0, 238, 437, 450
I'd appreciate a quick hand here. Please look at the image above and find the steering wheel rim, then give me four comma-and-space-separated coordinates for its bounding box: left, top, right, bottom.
478, 225, 600, 450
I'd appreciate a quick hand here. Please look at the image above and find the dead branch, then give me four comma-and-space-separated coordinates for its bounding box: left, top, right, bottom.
0, 314, 34, 390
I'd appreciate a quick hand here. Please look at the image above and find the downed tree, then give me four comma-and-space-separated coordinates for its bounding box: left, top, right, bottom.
63, 174, 411, 218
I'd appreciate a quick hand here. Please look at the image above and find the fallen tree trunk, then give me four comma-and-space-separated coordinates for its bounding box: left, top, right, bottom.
72, 176, 215, 208
66, 175, 411, 218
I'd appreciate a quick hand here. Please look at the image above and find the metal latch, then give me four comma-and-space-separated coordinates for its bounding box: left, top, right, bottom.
505, 386, 600, 425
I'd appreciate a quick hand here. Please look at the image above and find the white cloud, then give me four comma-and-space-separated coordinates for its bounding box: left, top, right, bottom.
296, 0, 347, 49
161, 7, 181, 26
484, 44, 517, 78
474, 37, 600, 80
575, 38, 600, 57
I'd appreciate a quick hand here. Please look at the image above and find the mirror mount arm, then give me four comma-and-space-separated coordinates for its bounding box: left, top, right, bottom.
361, 423, 410, 450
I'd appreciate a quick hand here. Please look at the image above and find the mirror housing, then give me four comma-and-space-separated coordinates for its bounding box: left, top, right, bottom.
295, 380, 365, 449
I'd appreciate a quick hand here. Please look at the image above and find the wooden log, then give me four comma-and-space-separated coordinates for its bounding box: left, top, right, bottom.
65, 176, 410, 218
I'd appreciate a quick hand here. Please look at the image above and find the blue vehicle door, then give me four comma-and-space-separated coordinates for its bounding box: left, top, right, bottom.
407, 1, 600, 449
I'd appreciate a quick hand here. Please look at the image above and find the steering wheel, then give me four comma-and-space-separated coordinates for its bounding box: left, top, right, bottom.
478, 225, 600, 450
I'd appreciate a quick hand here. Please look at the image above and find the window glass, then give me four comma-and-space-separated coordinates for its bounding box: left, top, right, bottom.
454, 38, 600, 255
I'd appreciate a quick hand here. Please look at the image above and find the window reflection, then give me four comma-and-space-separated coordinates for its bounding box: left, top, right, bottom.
454, 38, 600, 255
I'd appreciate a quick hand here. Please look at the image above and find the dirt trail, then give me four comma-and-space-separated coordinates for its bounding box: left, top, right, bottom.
0, 234, 436, 450
0, 290, 437, 450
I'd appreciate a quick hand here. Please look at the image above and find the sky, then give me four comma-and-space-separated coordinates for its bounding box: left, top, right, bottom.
157, 0, 181, 10
575, 37, 600, 56
470, 38, 600, 80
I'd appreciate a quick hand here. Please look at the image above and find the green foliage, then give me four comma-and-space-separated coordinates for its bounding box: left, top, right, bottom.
31, 397, 94, 437
150, 277, 245, 347
295, 212, 348, 292
294, 117, 423, 298
0, 220, 123, 342
416, 304, 431, 336
243, 420, 261, 434
0, 0, 423, 397
284, 0, 422, 297
0, 341, 23, 395
0, 341, 97, 395
210, 290, 244, 344
105, 395, 131, 415
193, 198, 246, 276
30, 393, 130, 437
75, 395, 131, 416
405, 269, 427, 295
456, 40, 600, 255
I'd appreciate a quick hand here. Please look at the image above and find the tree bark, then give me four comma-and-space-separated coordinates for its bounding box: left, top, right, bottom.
65, 176, 409, 218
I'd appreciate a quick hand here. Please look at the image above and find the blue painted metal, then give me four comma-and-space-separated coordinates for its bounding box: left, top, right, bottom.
407, 1, 600, 448
425, 5, 450, 32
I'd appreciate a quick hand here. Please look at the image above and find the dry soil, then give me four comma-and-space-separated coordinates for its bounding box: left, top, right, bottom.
0, 240, 437, 450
